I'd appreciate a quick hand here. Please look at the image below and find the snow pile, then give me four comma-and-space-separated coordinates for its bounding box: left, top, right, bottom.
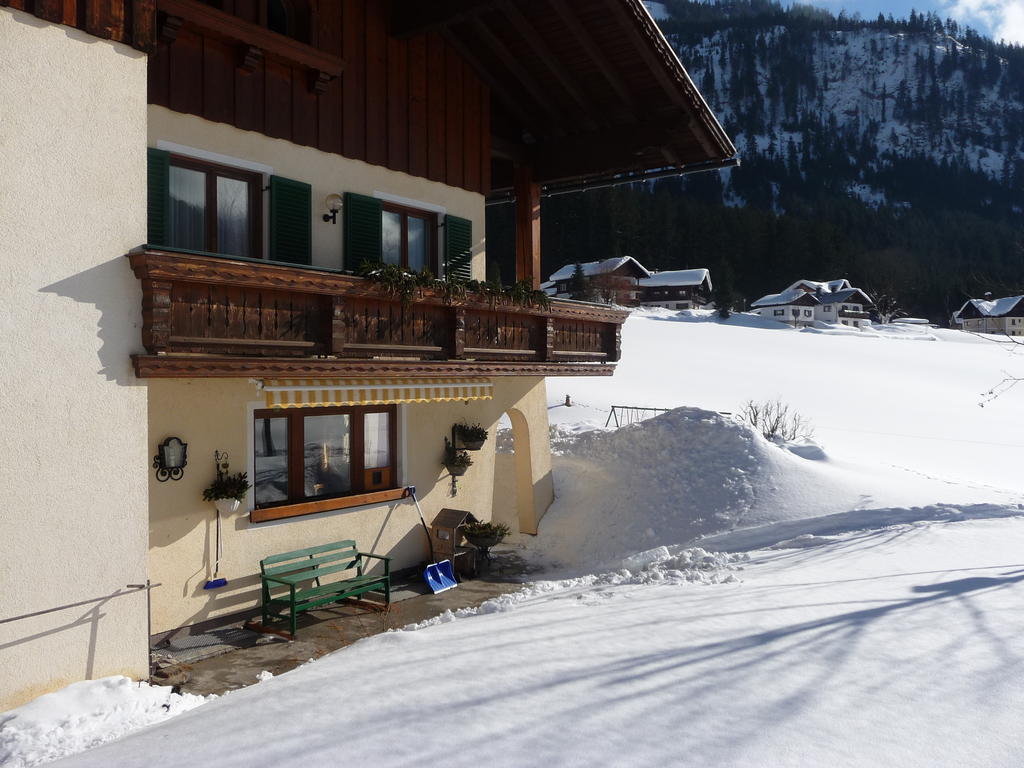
527, 406, 864, 570
0, 677, 209, 768
412, 545, 748, 629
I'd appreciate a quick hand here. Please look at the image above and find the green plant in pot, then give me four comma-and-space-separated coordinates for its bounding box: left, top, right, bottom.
461, 521, 511, 551
443, 440, 473, 477
202, 471, 252, 514
454, 422, 488, 451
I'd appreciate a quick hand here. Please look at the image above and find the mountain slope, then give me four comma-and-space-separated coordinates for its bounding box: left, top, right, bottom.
488, 1, 1024, 322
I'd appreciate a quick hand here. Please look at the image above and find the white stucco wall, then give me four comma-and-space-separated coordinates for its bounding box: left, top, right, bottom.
148, 107, 486, 279
0, 9, 150, 709
146, 376, 552, 633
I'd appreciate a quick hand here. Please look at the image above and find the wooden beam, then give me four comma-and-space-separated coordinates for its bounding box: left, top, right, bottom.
390, 0, 500, 38
132, 355, 619, 378
531, 118, 688, 182
548, 0, 636, 115
501, 2, 601, 132
439, 26, 539, 137
469, 13, 567, 136
603, 0, 726, 158
514, 165, 541, 289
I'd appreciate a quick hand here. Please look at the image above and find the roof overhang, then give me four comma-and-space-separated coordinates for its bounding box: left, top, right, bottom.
392, 0, 737, 194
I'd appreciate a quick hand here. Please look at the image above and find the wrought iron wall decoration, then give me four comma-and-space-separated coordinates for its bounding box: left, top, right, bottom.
153, 436, 188, 481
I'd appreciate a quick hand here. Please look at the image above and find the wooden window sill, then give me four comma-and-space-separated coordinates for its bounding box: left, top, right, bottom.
251, 488, 406, 523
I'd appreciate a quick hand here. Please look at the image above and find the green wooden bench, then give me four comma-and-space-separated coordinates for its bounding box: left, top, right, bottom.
260, 540, 391, 637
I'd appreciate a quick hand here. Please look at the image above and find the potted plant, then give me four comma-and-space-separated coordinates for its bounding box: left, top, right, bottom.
454, 422, 488, 451
443, 441, 473, 477
202, 471, 252, 514
461, 521, 511, 560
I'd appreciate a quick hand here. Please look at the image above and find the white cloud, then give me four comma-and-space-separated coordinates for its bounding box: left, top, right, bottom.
945, 0, 1024, 44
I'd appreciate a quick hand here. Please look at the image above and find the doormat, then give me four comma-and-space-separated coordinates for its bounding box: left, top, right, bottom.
159, 626, 286, 665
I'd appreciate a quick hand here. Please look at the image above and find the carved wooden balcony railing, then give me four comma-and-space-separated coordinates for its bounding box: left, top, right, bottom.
128, 249, 628, 378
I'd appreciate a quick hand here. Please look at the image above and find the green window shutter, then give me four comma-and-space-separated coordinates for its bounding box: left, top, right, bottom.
269, 175, 312, 265
343, 192, 382, 269
147, 148, 170, 247
444, 215, 473, 280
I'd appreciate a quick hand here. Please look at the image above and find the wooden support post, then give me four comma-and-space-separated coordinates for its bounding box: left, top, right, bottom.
541, 317, 554, 362
141, 279, 172, 354
452, 308, 466, 359
514, 165, 541, 290
608, 324, 622, 363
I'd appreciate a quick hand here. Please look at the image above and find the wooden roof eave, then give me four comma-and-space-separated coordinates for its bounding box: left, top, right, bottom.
393, 0, 736, 193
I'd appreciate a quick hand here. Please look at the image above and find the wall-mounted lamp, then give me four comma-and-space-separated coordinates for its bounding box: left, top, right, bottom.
153, 436, 188, 482
323, 192, 343, 224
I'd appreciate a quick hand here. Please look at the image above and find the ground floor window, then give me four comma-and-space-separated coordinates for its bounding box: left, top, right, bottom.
253, 405, 397, 509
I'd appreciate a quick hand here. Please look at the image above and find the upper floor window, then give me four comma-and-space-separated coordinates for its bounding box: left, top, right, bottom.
263, 0, 311, 43
169, 155, 262, 259
381, 202, 437, 272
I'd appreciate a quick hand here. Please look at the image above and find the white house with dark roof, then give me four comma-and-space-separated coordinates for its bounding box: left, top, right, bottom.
638, 268, 713, 310
751, 288, 820, 327
545, 257, 651, 305
752, 279, 874, 329
956, 296, 1024, 336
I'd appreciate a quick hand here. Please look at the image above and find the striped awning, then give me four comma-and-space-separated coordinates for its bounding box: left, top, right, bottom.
258, 378, 494, 409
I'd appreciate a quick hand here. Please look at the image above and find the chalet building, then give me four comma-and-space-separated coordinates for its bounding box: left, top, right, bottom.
0, 0, 734, 708
638, 268, 712, 310
752, 279, 874, 329
751, 289, 820, 328
956, 296, 1024, 336
544, 257, 651, 306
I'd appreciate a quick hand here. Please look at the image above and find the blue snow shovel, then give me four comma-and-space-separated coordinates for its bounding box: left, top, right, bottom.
406, 486, 458, 594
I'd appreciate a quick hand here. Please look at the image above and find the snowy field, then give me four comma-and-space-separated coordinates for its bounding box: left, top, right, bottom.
547, 310, 1024, 501
4, 310, 1024, 767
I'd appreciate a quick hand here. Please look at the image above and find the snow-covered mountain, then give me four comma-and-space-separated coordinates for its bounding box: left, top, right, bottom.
502, 2, 1024, 321
659, 1, 1024, 212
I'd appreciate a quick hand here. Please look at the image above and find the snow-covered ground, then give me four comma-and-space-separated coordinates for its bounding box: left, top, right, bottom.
15, 516, 1024, 768
547, 310, 1024, 501
4, 309, 1024, 767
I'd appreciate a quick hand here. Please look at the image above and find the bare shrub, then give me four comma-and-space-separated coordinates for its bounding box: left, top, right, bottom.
742, 399, 814, 442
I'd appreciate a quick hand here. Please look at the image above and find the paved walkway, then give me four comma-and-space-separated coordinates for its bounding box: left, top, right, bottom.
168, 553, 531, 696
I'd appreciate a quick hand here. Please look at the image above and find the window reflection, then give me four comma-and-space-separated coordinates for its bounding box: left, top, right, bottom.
303, 414, 351, 497
254, 417, 289, 505
169, 166, 205, 251
382, 210, 402, 265
407, 217, 426, 272
217, 176, 250, 257
364, 412, 389, 469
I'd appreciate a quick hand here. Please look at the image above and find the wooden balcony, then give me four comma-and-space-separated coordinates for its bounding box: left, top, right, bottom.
128, 249, 628, 378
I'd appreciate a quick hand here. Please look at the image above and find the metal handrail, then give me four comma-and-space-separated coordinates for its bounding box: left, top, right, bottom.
0, 582, 161, 626
604, 405, 671, 428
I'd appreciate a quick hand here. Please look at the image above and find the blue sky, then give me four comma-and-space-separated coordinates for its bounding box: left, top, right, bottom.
793, 0, 1024, 43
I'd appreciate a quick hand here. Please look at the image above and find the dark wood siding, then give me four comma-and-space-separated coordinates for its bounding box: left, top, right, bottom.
145, 0, 491, 194
0, 0, 157, 53
0, 0, 491, 195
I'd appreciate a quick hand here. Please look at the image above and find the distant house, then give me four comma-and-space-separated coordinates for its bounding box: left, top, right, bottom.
545, 257, 651, 305
751, 288, 820, 327
752, 279, 874, 329
639, 268, 713, 310
956, 296, 1024, 336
